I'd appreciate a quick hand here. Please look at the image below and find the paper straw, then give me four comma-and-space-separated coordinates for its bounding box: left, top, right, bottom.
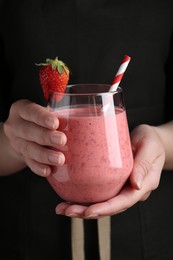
102, 55, 131, 112
109, 55, 131, 92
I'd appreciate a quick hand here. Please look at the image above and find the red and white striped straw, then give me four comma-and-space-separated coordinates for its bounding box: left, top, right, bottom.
109, 55, 131, 92
101, 55, 131, 112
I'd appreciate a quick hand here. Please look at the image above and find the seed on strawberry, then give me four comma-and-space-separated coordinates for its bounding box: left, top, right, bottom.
36, 57, 70, 100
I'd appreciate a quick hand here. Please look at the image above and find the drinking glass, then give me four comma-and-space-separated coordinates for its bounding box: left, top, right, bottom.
47, 84, 133, 204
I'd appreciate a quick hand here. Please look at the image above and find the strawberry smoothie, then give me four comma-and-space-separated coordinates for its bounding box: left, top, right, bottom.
47, 105, 133, 204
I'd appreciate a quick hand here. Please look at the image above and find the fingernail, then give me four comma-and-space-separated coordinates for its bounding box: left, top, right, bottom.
48, 154, 63, 164
135, 175, 143, 190
85, 214, 99, 219
51, 133, 65, 145
41, 167, 50, 177
56, 208, 64, 215
43, 168, 48, 176
65, 213, 79, 218
46, 117, 58, 129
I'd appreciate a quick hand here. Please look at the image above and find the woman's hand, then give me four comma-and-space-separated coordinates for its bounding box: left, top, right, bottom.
55, 124, 165, 218
3, 99, 67, 176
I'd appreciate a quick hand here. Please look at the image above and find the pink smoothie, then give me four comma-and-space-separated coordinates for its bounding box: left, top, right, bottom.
47, 105, 133, 204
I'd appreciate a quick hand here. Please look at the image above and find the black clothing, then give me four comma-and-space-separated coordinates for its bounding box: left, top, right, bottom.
0, 0, 173, 259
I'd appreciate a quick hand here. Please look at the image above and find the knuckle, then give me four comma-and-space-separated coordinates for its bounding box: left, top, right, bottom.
3, 119, 16, 140
40, 128, 49, 144
21, 141, 32, 157
33, 110, 42, 124
139, 159, 151, 178
37, 147, 45, 161
25, 158, 43, 176
3, 120, 10, 137
20, 122, 30, 136
21, 141, 45, 163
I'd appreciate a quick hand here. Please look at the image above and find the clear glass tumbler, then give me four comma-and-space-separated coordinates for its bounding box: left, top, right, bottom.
47, 84, 133, 204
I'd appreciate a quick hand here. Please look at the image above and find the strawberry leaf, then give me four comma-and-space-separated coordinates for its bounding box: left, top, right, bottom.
58, 63, 63, 74
52, 63, 57, 70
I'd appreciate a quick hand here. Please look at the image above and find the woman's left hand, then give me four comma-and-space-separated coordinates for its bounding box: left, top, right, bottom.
55, 124, 165, 219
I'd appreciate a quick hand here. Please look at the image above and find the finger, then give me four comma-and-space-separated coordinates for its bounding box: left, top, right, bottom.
56, 178, 153, 219
15, 138, 65, 166
140, 191, 151, 201
25, 157, 51, 177
13, 120, 67, 146
55, 202, 71, 214
55, 185, 150, 219
83, 185, 145, 218
130, 134, 164, 190
65, 205, 88, 218
84, 164, 162, 219
56, 203, 87, 218
130, 146, 165, 191
13, 100, 59, 130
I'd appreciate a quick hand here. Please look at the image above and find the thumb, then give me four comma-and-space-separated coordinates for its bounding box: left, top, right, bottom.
129, 125, 164, 190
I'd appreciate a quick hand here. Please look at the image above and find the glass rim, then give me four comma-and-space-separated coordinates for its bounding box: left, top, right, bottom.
49, 84, 122, 96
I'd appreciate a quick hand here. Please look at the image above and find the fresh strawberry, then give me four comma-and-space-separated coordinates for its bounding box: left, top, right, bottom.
36, 57, 70, 100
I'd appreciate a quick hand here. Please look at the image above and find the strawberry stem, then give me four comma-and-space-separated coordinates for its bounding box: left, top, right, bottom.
36, 57, 69, 75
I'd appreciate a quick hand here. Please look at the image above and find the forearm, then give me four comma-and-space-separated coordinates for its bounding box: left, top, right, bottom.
0, 122, 26, 176
154, 120, 173, 170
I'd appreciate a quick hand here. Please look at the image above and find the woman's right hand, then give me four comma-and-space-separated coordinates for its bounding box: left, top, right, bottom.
3, 99, 67, 176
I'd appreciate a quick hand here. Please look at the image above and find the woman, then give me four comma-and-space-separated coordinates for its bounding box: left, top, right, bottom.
0, 0, 173, 259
